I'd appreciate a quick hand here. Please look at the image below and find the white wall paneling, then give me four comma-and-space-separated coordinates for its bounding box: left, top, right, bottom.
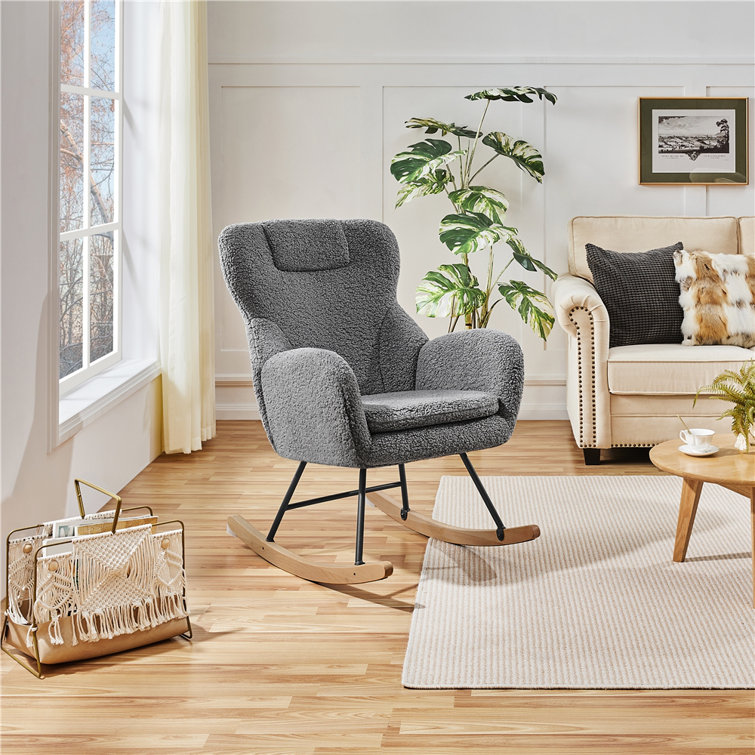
705, 86, 755, 218
209, 3, 755, 422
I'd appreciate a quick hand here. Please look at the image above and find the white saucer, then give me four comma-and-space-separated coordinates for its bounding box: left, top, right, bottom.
679, 443, 719, 457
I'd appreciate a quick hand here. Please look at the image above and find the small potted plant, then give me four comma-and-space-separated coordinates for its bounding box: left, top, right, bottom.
695, 362, 755, 452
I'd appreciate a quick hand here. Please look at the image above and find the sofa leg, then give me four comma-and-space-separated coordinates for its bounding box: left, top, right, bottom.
583, 448, 601, 465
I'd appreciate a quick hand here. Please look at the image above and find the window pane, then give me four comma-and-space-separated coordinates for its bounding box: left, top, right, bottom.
59, 92, 84, 232
59, 238, 84, 378
60, 1, 85, 87
90, 97, 115, 225
90, 231, 114, 363
90, 0, 115, 91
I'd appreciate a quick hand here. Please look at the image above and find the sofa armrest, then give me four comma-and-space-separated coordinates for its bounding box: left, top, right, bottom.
415, 329, 524, 425
553, 274, 610, 339
260, 347, 372, 467
552, 274, 612, 449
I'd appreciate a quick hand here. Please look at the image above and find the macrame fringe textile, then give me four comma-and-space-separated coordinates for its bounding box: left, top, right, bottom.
7, 522, 188, 649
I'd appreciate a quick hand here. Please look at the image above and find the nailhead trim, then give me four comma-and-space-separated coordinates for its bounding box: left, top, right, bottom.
579, 443, 656, 449
567, 306, 597, 447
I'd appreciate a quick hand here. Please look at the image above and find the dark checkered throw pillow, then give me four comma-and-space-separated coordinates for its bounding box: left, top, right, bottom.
586, 241, 684, 348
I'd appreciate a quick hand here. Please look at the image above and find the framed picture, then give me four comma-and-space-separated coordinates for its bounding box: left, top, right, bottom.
639, 97, 748, 185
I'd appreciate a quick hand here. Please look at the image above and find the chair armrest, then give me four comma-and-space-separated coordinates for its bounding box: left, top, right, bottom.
260, 347, 371, 467
415, 330, 524, 423
551, 274, 611, 449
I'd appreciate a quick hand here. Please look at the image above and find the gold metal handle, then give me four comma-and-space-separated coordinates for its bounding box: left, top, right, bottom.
73, 479, 123, 534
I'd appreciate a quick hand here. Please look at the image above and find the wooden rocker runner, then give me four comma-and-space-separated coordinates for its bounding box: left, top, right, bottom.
227, 455, 540, 584
220, 219, 541, 584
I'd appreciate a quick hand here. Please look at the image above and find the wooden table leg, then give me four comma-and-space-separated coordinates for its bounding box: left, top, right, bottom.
673, 477, 704, 562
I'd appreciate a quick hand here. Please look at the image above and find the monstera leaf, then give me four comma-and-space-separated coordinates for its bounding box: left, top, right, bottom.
416, 263, 486, 318
390, 139, 465, 184
498, 280, 555, 339
439, 213, 516, 256
506, 236, 558, 280
465, 86, 557, 104
395, 168, 451, 207
448, 186, 509, 223
405, 117, 478, 139
481, 132, 545, 182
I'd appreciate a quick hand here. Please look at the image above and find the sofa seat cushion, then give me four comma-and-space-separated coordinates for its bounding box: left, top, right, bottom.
361, 389, 499, 433
607, 343, 754, 395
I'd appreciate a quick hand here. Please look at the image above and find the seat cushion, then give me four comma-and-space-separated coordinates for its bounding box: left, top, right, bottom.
361, 389, 499, 433
607, 343, 754, 395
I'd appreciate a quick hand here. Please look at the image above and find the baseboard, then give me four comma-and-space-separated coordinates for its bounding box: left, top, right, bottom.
518, 403, 569, 421
216, 402, 261, 420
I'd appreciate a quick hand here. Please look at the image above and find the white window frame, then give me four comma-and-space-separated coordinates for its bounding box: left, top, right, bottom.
56, 0, 123, 397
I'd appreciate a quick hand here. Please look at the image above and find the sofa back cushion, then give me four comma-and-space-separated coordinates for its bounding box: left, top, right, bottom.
740, 217, 755, 256
569, 216, 739, 281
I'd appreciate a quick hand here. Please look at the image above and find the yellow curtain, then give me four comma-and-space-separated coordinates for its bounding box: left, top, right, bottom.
158, 0, 216, 454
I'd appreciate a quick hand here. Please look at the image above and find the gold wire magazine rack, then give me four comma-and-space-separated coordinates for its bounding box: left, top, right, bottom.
2, 479, 191, 677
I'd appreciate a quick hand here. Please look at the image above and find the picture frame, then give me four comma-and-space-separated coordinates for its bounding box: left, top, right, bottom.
639, 97, 748, 185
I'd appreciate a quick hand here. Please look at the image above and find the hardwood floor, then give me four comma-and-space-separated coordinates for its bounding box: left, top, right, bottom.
2, 420, 753, 753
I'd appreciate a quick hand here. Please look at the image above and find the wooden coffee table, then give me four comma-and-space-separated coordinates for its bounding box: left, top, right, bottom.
650, 434, 755, 606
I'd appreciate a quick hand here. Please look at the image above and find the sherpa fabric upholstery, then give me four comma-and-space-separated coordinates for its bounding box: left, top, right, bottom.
361, 390, 499, 433
219, 219, 525, 468
264, 218, 349, 272
586, 241, 684, 348
674, 249, 755, 347
416, 330, 525, 424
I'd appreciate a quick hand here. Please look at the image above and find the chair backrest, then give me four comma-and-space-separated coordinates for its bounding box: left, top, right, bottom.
219, 219, 427, 396
568, 216, 741, 281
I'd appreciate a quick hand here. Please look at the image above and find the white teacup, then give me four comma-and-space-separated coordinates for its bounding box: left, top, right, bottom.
679, 428, 715, 450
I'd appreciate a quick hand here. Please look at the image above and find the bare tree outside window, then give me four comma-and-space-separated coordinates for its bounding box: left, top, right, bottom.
58, 0, 118, 382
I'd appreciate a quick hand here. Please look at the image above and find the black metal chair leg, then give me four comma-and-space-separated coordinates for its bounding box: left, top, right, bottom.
355, 468, 367, 565
266, 461, 307, 541
459, 452, 506, 541
397, 464, 410, 520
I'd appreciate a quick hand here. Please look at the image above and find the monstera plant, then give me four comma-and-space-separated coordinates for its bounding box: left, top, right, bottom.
390, 86, 558, 338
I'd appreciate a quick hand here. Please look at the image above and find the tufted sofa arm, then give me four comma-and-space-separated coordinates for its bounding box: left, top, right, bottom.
260, 348, 372, 467
552, 274, 612, 449
415, 329, 524, 426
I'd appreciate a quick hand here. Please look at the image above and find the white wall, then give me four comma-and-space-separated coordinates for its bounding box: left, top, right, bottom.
208, 0, 755, 420
0, 1, 162, 575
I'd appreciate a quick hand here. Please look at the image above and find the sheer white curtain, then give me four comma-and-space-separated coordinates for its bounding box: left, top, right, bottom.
158, 0, 216, 454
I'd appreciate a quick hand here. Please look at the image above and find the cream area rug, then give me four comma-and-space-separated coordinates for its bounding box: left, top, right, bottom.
400, 476, 754, 689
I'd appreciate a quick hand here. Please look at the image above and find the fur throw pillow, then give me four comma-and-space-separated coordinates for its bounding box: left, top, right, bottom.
674, 250, 755, 347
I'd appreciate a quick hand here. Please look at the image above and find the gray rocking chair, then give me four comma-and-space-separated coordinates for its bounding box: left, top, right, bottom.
219, 219, 539, 583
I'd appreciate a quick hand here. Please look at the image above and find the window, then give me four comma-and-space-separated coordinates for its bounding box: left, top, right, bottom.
58, 0, 120, 393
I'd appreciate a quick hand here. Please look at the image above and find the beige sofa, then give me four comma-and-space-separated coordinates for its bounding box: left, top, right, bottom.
553, 215, 755, 464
